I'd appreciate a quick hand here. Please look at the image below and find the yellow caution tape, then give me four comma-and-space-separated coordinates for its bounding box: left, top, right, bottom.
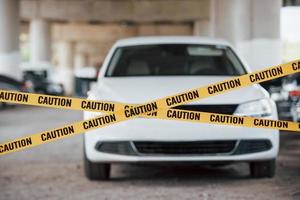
156, 109, 300, 132
1, 109, 299, 155
1, 59, 300, 114
152, 59, 300, 111
0, 90, 125, 113
0, 111, 127, 155
1, 59, 300, 155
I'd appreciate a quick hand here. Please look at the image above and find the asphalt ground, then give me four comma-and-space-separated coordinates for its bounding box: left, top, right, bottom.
1, 105, 300, 200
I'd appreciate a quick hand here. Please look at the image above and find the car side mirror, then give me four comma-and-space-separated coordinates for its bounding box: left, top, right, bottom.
74, 68, 98, 97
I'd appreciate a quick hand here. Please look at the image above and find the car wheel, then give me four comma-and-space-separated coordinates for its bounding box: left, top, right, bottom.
249, 159, 276, 178
84, 149, 110, 180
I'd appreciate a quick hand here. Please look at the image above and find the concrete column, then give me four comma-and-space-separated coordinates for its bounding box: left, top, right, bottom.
74, 53, 87, 69
194, 0, 215, 37
29, 19, 51, 63
248, 0, 281, 70
0, 0, 21, 79
212, 0, 252, 46
56, 41, 74, 95
211, 0, 281, 71
193, 20, 212, 37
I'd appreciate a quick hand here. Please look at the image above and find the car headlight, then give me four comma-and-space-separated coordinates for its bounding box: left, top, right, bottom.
234, 99, 272, 117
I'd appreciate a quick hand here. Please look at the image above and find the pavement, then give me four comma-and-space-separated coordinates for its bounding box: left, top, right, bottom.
1, 105, 300, 200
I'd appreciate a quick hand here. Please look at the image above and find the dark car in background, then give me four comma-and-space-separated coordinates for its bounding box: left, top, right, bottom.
269, 73, 300, 120
23, 70, 64, 96
286, 74, 300, 122
0, 74, 31, 109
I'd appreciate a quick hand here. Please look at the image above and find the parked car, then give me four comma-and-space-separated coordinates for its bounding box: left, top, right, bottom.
84, 36, 279, 180
23, 70, 64, 95
289, 89, 300, 122
270, 74, 300, 120
21, 62, 64, 96
0, 74, 31, 108
260, 76, 283, 92
291, 101, 300, 122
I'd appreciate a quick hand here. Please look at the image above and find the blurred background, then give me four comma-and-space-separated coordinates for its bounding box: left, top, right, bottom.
1, 1, 300, 199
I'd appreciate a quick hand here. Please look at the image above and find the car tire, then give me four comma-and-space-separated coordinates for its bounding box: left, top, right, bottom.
249, 159, 276, 178
84, 149, 110, 180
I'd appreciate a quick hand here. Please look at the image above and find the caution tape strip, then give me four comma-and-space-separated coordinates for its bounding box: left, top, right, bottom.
148, 59, 300, 114
1, 108, 299, 155
1, 59, 300, 115
0, 90, 125, 113
1, 59, 300, 155
0, 110, 126, 155
156, 109, 300, 132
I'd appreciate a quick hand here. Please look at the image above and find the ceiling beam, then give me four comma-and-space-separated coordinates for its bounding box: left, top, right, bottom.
21, 0, 210, 22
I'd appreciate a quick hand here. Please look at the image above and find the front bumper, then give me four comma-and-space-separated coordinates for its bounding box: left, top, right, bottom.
84, 117, 279, 162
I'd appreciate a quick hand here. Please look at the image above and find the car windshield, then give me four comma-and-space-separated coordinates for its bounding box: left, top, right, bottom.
105, 44, 246, 77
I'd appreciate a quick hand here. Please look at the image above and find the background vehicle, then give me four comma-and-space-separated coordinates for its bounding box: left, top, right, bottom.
21, 63, 64, 96
270, 74, 300, 120
288, 89, 300, 122
0, 74, 31, 109
84, 36, 279, 180
23, 70, 64, 95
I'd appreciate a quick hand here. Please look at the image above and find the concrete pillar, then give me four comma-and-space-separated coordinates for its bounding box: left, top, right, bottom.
74, 53, 87, 69
0, 0, 21, 79
248, 0, 281, 70
193, 20, 212, 37
212, 0, 252, 46
29, 19, 51, 63
194, 0, 214, 37
211, 0, 281, 71
56, 41, 74, 95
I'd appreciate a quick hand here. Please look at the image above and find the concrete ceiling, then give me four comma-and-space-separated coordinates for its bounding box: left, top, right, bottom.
21, 0, 210, 23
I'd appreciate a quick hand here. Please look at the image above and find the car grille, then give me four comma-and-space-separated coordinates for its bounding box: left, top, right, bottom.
173, 104, 238, 115
133, 140, 237, 155
96, 140, 272, 156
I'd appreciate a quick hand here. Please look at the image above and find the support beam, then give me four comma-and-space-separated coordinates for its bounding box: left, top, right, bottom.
55, 41, 74, 95
193, 20, 212, 37
247, 0, 281, 70
0, 0, 21, 79
53, 23, 193, 42
74, 53, 87, 69
211, 0, 281, 71
21, 0, 210, 22
52, 24, 138, 42
213, 0, 252, 46
138, 24, 192, 36
29, 19, 51, 63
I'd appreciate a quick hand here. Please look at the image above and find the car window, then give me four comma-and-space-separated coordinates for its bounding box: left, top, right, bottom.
105, 44, 246, 77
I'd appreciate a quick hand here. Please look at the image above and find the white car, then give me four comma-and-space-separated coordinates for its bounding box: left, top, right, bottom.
84, 36, 279, 180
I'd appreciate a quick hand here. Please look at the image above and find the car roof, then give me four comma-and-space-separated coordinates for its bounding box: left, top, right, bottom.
114, 36, 231, 47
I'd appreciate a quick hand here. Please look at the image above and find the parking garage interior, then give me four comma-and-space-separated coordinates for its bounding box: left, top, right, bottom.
1, 0, 300, 199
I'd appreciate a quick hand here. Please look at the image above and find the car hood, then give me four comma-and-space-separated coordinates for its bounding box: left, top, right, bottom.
91, 76, 268, 105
